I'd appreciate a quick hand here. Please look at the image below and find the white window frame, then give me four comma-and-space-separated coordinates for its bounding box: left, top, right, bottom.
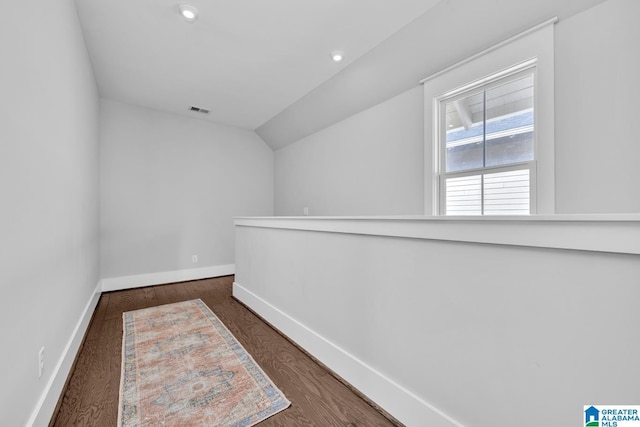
422, 18, 556, 216
436, 63, 537, 215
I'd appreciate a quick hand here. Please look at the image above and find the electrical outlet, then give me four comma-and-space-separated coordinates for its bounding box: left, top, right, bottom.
192, 255, 198, 263
38, 347, 45, 378
303, 207, 309, 215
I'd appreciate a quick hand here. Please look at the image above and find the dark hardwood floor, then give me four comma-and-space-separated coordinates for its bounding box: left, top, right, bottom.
51, 275, 398, 426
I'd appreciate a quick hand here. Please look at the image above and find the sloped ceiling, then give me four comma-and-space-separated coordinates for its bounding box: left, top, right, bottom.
74, 0, 441, 130
75, 0, 607, 150
256, 0, 607, 149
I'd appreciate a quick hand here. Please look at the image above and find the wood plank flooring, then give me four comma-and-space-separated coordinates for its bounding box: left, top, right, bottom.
51, 275, 398, 426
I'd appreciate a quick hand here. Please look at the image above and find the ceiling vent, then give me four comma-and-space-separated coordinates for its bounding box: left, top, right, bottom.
189, 105, 210, 114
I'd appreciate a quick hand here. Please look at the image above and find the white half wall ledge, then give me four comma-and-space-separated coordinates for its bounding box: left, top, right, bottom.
233, 282, 465, 427
101, 264, 235, 292
27, 281, 102, 427
234, 213, 640, 426
234, 214, 640, 255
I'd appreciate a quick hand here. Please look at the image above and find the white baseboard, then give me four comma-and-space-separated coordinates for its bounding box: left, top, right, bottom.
233, 282, 464, 427
27, 280, 102, 427
101, 264, 235, 292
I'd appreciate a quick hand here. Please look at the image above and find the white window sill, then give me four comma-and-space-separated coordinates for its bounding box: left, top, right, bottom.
234, 214, 640, 255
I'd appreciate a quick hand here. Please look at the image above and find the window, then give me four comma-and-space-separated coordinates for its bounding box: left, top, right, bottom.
422, 18, 555, 216
438, 67, 536, 215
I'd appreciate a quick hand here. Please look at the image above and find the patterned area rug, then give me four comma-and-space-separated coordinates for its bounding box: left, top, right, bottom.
118, 299, 290, 426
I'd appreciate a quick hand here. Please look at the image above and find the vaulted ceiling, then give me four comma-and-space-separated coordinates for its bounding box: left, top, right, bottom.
74, 0, 606, 150
74, 0, 440, 130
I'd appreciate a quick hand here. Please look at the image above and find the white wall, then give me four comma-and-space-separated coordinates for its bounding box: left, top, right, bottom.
275, 87, 424, 216
555, 0, 640, 213
100, 99, 273, 280
234, 217, 640, 427
274, 0, 640, 215
0, 0, 100, 425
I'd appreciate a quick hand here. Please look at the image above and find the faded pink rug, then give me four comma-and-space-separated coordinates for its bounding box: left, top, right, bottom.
118, 299, 290, 426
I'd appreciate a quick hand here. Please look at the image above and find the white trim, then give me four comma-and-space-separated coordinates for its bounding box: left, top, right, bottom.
419, 17, 558, 84
437, 60, 537, 101
101, 264, 235, 292
233, 282, 465, 427
26, 281, 102, 427
234, 216, 640, 255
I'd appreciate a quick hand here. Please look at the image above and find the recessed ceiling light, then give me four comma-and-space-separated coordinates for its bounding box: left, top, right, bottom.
331, 51, 344, 63
179, 4, 199, 23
